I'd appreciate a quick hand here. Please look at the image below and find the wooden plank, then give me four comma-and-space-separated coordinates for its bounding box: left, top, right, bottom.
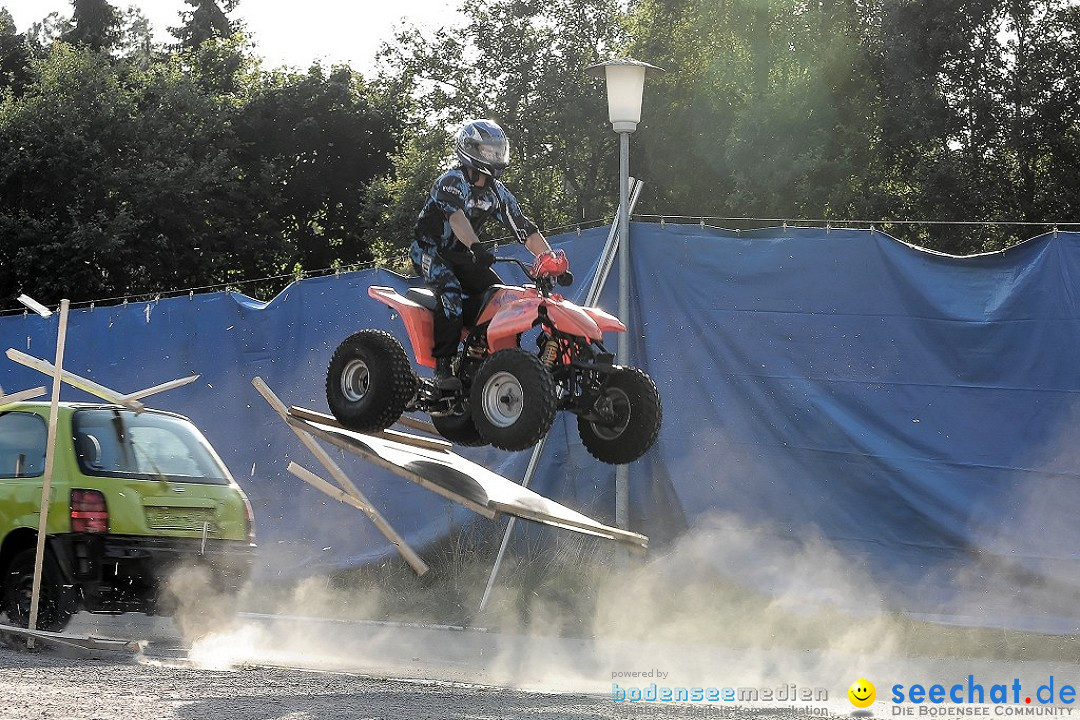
287, 462, 427, 574
288, 406, 450, 452
120, 374, 200, 402
294, 404, 443, 439
16, 294, 53, 318
393, 414, 440, 437
487, 500, 648, 552
288, 406, 343, 427
375, 428, 448, 452
286, 415, 495, 518
252, 378, 430, 576
5, 348, 144, 412
288, 415, 648, 551
28, 299, 69, 646
0, 386, 47, 407
0, 621, 143, 655
288, 462, 371, 513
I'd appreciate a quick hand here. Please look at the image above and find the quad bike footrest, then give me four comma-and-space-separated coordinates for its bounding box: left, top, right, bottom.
570, 355, 616, 373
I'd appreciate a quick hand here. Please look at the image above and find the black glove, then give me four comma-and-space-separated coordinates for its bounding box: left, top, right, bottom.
471, 244, 495, 268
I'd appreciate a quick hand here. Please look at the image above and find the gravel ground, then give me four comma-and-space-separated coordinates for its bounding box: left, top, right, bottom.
0, 643, 832, 720
0, 613, 854, 720
9, 610, 1080, 720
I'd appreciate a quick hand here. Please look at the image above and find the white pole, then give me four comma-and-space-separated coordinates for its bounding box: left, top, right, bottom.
27, 299, 69, 644
478, 434, 548, 611
616, 130, 631, 531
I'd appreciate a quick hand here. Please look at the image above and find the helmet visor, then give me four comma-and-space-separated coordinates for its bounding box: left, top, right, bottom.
476, 137, 510, 170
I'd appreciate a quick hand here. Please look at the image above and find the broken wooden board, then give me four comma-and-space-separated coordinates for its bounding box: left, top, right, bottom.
5, 348, 200, 412
285, 408, 649, 552
289, 406, 450, 452
253, 379, 429, 576
0, 621, 144, 657
0, 386, 47, 407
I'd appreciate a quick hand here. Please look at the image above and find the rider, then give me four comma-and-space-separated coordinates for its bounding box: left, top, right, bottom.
411, 119, 568, 392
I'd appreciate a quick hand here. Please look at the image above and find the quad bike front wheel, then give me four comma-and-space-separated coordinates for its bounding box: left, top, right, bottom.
470, 349, 557, 452
326, 330, 417, 432
578, 367, 662, 465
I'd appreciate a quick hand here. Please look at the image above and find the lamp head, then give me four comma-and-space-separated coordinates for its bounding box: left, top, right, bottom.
586, 58, 663, 132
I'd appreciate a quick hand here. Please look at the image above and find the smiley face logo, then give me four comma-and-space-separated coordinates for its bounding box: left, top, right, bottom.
848, 678, 876, 708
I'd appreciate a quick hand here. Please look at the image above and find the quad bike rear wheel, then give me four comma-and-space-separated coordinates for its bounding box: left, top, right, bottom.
326, 330, 417, 432
470, 349, 556, 452
578, 367, 662, 465
432, 406, 487, 447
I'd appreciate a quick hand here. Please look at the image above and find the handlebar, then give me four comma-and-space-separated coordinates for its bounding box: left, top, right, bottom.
493, 256, 534, 277
493, 257, 574, 289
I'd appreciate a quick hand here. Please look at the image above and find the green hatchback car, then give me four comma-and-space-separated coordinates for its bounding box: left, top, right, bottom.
0, 402, 256, 632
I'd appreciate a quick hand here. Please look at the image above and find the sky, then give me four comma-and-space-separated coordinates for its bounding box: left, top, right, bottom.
2, 0, 464, 73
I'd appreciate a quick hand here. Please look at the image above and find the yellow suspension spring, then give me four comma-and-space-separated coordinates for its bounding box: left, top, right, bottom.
541, 339, 559, 367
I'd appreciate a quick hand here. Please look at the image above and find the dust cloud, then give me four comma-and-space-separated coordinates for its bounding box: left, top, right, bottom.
167, 472, 1080, 708
166, 512, 927, 705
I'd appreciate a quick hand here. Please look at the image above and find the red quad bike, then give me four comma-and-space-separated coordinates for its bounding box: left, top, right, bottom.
325, 251, 662, 465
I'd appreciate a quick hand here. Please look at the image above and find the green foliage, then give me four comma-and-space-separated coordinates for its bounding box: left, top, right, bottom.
0, 8, 31, 93
861, 0, 1080, 253
365, 126, 454, 266
170, 0, 240, 50
630, 0, 882, 222
629, 0, 1080, 254
61, 0, 122, 51
238, 64, 400, 271
0, 32, 398, 304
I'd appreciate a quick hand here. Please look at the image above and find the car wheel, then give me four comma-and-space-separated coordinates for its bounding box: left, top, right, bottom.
2, 548, 75, 633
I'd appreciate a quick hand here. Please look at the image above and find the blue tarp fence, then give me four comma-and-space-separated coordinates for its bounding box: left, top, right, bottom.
3, 223, 1080, 632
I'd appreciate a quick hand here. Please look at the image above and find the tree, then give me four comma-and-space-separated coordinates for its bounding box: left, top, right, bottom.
116, 7, 155, 67
26, 12, 71, 56
60, 0, 122, 52
0, 43, 140, 300
865, 0, 1080, 253
0, 42, 266, 302
0, 38, 404, 304
365, 126, 455, 266
236, 64, 401, 272
994, 1, 1080, 231
628, 0, 882, 222
171, 0, 239, 50
0, 8, 31, 93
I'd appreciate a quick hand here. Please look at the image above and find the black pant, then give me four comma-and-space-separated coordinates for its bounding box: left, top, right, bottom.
415, 247, 502, 358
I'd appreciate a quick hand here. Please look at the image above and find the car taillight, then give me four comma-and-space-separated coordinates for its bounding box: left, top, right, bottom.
70, 489, 109, 533
241, 492, 256, 543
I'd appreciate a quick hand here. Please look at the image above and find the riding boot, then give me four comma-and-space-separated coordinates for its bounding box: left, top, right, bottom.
435, 356, 462, 392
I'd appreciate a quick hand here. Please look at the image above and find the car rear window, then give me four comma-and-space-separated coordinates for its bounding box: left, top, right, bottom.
72, 409, 231, 485
0, 411, 47, 478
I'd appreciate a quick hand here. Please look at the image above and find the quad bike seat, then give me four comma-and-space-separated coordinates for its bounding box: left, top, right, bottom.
405, 287, 438, 311
406, 286, 504, 327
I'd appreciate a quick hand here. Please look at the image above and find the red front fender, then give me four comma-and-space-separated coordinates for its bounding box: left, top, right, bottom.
581, 305, 626, 334
482, 290, 616, 351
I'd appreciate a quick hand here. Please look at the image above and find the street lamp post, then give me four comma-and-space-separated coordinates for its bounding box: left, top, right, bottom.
586, 58, 661, 532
